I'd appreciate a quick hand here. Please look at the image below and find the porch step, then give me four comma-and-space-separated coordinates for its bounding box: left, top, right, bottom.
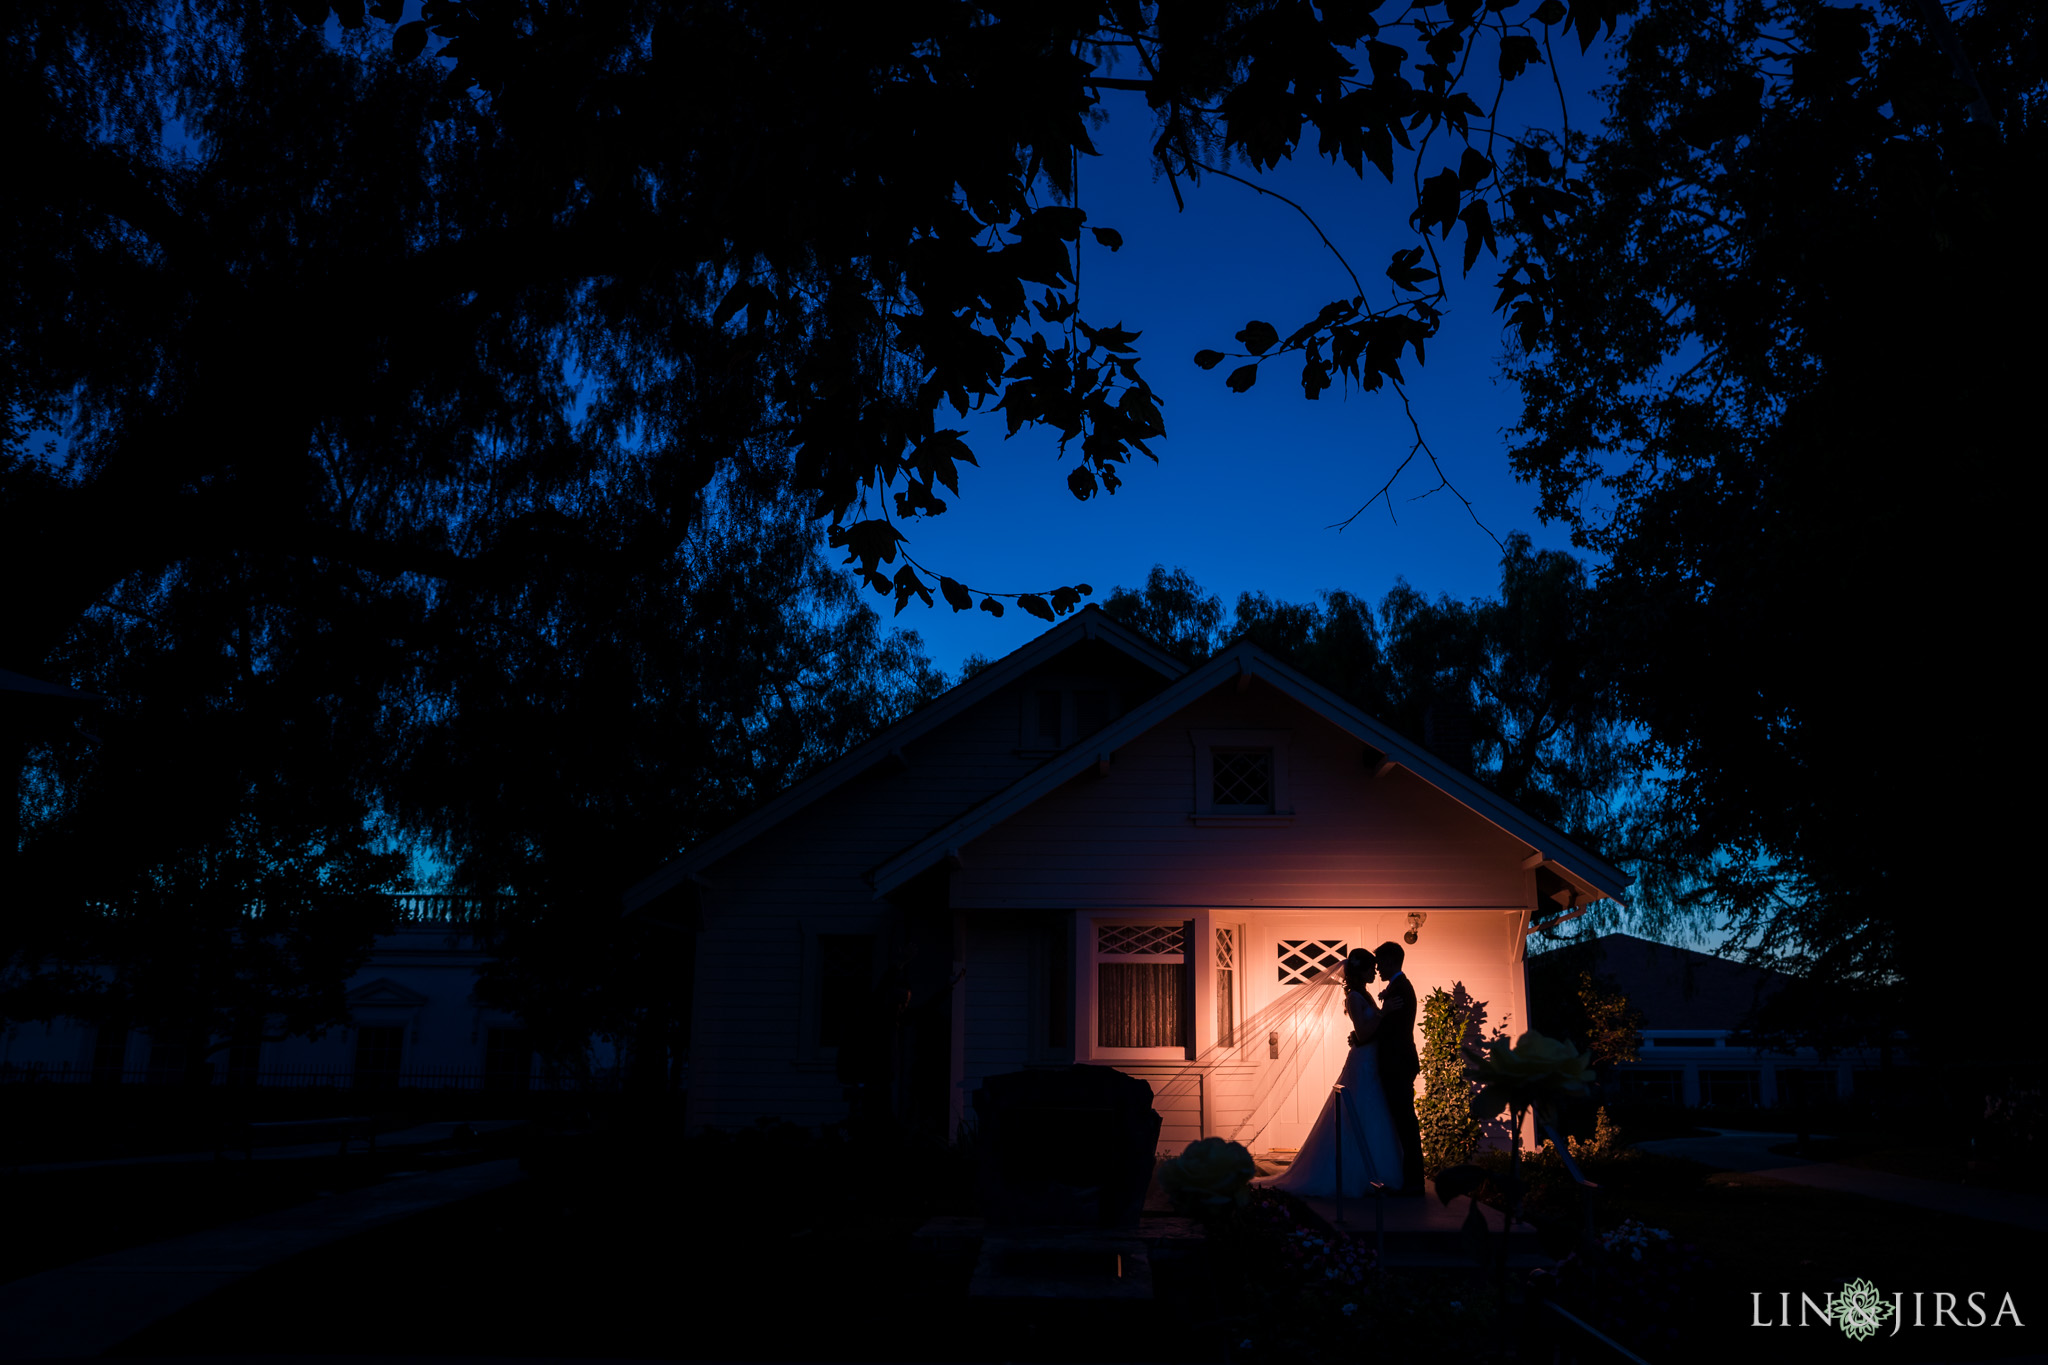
966, 1230, 1154, 1300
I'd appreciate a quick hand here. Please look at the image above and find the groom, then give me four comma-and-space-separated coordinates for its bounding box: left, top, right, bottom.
1374, 940, 1427, 1195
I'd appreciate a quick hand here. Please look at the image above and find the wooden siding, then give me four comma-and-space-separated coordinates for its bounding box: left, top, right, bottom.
962, 916, 1034, 1103
686, 659, 1543, 1137
685, 644, 1158, 1134
950, 682, 1532, 910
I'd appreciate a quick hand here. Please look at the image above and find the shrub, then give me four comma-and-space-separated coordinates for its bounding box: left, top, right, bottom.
1418, 985, 1485, 1175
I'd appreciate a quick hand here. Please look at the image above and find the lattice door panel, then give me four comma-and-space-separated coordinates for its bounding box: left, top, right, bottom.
1098, 923, 1186, 956
1276, 939, 1347, 985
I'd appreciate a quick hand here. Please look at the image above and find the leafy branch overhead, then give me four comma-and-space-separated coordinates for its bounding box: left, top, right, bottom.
10, 0, 1642, 638
1184, 0, 1618, 444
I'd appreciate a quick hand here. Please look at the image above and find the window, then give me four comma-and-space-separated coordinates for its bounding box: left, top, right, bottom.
1034, 690, 1063, 747
1075, 689, 1111, 740
1095, 922, 1187, 1051
1277, 939, 1348, 986
146, 1038, 190, 1085
1211, 748, 1273, 809
1190, 730, 1291, 820
1617, 1069, 1683, 1105
1777, 1069, 1837, 1106
354, 1025, 405, 1091
227, 1026, 262, 1086
1215, 927, 1237, 1047
1701, 1070, 1760, 1108
91, 1025, 130, 1084
817, 934, 876, 1048
1022, 683, 1122, 751
485, 1028, 533, 1092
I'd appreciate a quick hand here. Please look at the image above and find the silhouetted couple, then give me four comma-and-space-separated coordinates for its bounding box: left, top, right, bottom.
1256, 940, 1427, 1198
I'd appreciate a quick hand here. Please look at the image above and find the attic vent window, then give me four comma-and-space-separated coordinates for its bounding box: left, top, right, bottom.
1035, 690, 1062, 747
1098, 922, 1185, 956
1211, 748, 1274, 809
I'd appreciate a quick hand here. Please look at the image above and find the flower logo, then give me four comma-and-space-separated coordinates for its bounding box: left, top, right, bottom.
1834, 1279, 1895, 1341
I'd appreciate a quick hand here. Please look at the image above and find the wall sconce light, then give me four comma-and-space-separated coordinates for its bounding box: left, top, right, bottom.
1405, 912, 1427, 945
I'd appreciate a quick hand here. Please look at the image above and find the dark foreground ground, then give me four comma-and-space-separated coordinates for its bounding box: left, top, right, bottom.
54, 1122, 2035, 1365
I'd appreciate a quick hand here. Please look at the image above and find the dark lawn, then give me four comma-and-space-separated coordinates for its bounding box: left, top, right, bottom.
0, 1132, 521, 1288
1504, 1150, 2040, 1364
107, 1138, 2044, 1365
110, 1178, 1224, 1363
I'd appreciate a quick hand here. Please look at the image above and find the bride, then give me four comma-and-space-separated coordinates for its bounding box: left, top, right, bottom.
1254, 948, 1405, 1196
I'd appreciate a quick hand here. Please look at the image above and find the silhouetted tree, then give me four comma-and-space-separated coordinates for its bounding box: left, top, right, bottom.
1528, 943, 1642, 1069
7, 555, 405, 1077
6, 0, 1649, 877
378, 471, 946, 1080
1490, 0, 2042, 1053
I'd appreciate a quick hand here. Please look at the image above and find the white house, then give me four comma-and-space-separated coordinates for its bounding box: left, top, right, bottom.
627, 606, 1630, 1155
1575, 933, 1888, 1108
0, 900, 551, 1092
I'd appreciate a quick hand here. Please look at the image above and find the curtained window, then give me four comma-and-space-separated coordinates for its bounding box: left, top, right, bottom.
1095, 922, 1188, 1051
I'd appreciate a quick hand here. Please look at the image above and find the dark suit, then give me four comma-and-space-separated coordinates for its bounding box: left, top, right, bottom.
1377, 972, 1425, 1190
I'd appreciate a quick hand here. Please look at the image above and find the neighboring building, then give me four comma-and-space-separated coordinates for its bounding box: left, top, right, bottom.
1576, 932, 1885, 1108
627, 606, 1630, 1154
0, 898, 560, 1092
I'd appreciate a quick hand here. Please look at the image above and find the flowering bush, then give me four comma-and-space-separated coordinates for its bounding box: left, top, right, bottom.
1156, 1137, 1257, 1214
1600, 1218, 1673, 1261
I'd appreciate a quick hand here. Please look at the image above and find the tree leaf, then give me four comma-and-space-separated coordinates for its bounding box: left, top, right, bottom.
1531, 0, 1567, 24
1089, 227, 1124, 252
979, 597, 1005, 618
1418, 168, 1462, 238
1236, 320, 1280, 355
392, 19, 428, 61
1498, 34, 1544, 80
1459, 200, 1496, 274
1226, 363, 1259, 393
1457, 147, 1494, 189
1193, 349, 1227, 370
1018, 594, 1056, 621
939, 577, 973, 612
1067, 467, 1098, 500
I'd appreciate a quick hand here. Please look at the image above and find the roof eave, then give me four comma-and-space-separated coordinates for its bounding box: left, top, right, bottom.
870, 641, 1632, 900
622, 605, 1186, 913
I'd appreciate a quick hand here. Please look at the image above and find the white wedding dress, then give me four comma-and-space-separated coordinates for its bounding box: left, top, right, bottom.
1253, 988, 1405, 1196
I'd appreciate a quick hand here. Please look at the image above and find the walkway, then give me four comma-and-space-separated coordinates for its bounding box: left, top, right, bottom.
0, 1158, 524, 1359
1634, 1129, 2048, 1232
10, 1119, 526, 1174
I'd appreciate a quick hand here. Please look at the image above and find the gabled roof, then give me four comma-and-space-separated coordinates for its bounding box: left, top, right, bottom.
621, 605, 1187, 912
869, 638, 1632, 902
1550, 933, 1787, 1031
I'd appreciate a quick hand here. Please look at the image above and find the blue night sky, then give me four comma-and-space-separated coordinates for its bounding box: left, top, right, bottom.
887, 41, 1616, 678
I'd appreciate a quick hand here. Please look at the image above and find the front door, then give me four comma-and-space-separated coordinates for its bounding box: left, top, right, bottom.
1249, 914, 1364, 1153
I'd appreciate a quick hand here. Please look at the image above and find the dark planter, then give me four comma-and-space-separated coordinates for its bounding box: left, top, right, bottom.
972, 1065, 1162, 1227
